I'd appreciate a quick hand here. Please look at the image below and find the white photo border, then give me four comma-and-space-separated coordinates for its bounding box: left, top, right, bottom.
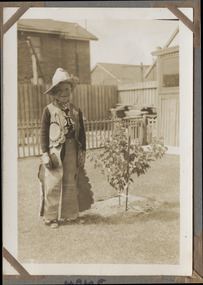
3, 7, 193, 276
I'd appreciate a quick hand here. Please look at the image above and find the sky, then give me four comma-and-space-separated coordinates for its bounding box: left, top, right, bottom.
85, 19, 179, 68
5, 7, 181, 68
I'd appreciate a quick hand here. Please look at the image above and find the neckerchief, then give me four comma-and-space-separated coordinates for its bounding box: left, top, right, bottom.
54, 99, 70, 111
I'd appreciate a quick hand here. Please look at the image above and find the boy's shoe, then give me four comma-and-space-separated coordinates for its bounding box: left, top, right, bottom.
44, 219, 59, 228
50, 221, 59, 228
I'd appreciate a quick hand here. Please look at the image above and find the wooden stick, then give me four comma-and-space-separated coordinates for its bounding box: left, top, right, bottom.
91, 121, 94, 149
125, 135, 131, 212
27, 37, 45, 81
95, 120, 98, 148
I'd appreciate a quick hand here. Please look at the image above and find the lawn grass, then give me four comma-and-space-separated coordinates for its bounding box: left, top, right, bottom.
18, 153, 179, 264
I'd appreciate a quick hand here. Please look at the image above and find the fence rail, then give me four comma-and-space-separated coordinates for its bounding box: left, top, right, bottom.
118, 81, 157, 107
17, 117, 157, 158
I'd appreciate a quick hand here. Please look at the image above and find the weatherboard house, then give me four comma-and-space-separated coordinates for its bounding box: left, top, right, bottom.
17, 19, 98, 84
145, 27, 180, 147
91, 62, 157, 85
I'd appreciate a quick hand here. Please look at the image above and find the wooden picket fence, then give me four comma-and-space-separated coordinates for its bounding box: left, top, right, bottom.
17, 117, 157, 158
18, 84, 118, 122
18, 119, 41, 158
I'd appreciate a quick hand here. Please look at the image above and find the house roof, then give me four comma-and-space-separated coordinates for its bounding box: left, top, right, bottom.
92, 63, 151, 83
144, 26, 179, 78
17, 19, 98, 41
151, 45, 179, 56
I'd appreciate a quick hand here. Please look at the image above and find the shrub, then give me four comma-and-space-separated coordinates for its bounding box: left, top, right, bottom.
87, 120, 167, 211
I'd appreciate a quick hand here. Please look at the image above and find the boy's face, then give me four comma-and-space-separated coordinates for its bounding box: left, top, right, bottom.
54, 82, 72, 103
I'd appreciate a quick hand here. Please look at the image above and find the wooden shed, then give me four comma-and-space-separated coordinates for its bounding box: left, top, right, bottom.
151, 45, 179, 147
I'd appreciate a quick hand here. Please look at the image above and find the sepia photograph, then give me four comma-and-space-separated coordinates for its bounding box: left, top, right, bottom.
3, 6, 193, 277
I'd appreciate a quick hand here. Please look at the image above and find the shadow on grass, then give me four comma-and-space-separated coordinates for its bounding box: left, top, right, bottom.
59, 212, 142, 226
59, 207, 179, 226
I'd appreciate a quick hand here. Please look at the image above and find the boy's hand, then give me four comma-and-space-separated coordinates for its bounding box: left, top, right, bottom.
78, 150, 86, 167
42, 152, 52, 169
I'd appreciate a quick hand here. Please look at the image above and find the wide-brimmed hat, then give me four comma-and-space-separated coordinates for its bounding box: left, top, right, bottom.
44, 68, 79, 95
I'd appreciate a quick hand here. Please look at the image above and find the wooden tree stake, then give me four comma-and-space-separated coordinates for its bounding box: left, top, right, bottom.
125, 135, 131, 212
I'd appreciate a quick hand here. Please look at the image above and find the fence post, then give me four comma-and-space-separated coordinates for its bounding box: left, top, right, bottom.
143, 115, 147, 145
139, 119, 144, 145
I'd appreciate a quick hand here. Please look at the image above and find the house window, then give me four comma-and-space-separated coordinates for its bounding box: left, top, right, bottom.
162, 56, 179, 88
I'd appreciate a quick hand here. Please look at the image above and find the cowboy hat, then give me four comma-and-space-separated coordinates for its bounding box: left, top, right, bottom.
44, 68, 79, 95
